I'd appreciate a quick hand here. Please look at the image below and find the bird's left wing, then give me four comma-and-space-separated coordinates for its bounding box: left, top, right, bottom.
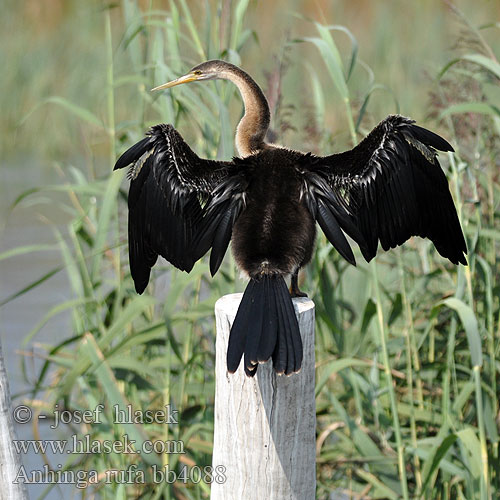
299, 115, 467, 265
114, 123, 233, 293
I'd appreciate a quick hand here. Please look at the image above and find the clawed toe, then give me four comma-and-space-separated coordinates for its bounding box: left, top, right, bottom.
290, 289, 308, 298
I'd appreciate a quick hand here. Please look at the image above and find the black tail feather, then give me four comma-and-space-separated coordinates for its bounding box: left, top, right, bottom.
227, 274, 303, 377
226, 281, 254, 373
243, 283, 265, 374
272, 294, 288, 374
275, 281, 302, 375
257, 278, 278, 362
276, 288, 294, 375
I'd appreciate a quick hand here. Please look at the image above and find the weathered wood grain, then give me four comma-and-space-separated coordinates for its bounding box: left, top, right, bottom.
211, 293, 316, 500
0, 342, 28, 499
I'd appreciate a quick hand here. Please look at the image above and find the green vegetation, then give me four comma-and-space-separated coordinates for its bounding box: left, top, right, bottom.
1, 1, 499, 499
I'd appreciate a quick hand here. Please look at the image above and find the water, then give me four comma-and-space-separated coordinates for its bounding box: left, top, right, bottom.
0, 161, 79, 499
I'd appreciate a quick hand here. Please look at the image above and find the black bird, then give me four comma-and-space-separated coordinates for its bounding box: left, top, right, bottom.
114, 60, 467, 377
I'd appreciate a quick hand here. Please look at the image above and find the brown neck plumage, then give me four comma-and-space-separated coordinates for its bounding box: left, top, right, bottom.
219, 64, 270, 157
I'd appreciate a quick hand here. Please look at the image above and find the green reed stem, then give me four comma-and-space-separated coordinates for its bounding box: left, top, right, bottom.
473, 365, 490, 500
371, 260, 409, 500
398, 251, 422, 490
178, 275, 202, 407
344, 98, 357, 146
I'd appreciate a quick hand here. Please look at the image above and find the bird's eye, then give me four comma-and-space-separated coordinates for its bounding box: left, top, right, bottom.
193, 70, 202, 75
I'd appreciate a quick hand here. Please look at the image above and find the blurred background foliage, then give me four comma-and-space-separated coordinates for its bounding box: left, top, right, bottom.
0, 0, 499, 499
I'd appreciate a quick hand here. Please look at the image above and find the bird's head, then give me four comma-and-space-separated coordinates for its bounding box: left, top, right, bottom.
151, 60, 232, 91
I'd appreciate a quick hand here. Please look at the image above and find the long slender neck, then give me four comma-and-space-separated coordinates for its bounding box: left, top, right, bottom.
220, 65, 270, 157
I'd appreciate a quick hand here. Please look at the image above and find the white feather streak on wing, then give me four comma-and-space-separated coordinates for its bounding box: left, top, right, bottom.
403, 134, 436, 164
128, 147, 155, 180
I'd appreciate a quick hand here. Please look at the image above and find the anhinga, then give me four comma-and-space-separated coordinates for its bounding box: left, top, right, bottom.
114, 60, 467, 377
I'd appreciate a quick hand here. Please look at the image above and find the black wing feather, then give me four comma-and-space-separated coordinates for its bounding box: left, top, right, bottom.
194, 163, 249, 277
300, 115, 467, 265
114, 137, 152, 172
210, 208, 238, 277
316, 200, 356, 265
114, 124, 233, 293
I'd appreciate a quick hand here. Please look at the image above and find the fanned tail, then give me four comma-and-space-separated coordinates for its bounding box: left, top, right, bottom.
227, 274, 303, 377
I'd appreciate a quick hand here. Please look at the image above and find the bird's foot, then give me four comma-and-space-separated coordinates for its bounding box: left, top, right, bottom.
289, 284, 308, 298
290, 269, 308, 298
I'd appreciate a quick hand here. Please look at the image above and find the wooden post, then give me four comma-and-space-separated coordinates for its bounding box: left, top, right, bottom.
211, 293, 316, 499
0, 342, 28, 499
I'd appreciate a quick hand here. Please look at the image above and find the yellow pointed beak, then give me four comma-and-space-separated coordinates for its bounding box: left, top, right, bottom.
151, 73, 199, 91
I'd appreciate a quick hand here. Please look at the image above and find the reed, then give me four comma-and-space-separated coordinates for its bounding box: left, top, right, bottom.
1, 1, 499, 498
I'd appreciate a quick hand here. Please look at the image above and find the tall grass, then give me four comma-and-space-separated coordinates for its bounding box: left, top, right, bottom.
2, 1, 499, 499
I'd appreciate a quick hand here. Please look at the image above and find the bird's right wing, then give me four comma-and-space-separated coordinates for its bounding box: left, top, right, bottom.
114, 124, 232, 293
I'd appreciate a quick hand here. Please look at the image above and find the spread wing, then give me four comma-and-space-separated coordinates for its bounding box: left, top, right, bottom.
300, 115, 467, 265
114, 123, 234, 293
